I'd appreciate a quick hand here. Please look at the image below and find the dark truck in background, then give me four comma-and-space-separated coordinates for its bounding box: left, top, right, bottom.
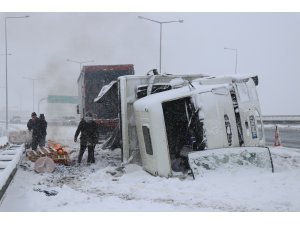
77, 64, 135, 140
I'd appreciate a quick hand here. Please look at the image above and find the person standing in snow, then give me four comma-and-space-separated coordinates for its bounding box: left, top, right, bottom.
74, 112, 99, 164
27, 112, 42, 151
39, 113, 47, 147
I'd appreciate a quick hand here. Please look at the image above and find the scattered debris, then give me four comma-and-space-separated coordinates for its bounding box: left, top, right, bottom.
0, 141, 9, 149
26, 140, 71, 165
105, 165, 125, 177
33, 188, 58, 196
34, 157, 56, 173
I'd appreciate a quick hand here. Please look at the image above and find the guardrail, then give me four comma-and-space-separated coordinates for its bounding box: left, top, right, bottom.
262, 115, 300, 125
0, 144, 24, 201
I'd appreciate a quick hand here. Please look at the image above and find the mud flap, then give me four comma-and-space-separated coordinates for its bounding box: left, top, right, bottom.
188, 147, 274, 178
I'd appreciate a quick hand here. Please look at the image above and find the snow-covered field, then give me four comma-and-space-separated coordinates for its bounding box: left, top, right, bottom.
0, 125, 300, 223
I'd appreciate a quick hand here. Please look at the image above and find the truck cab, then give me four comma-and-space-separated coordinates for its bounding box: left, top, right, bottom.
133, 76, 264, 177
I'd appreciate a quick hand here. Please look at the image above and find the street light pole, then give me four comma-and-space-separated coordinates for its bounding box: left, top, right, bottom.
38, 97, 47, 115
23, 77, 42, 112
66, 59, 94, 71
5, 15, 29, 134
0, 53, 10, 105
0, 86, 4, 106
138, 16, 184, 74
224, 47, 238, 74
160, 23, 162, 74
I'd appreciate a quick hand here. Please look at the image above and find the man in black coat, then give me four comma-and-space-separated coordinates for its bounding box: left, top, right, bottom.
39, 113, 47, 147
27, 112, 42, 151
74, 112, 99, 164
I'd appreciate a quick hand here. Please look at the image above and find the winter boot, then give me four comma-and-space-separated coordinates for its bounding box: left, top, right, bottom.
78, 145, 86, 163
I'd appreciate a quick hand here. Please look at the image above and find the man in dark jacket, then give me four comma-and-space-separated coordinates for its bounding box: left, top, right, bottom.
27, 112, 42, 151
39, 113, 47, 147
74, 112, 99, 164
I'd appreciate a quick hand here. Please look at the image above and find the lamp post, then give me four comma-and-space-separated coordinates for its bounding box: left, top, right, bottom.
23, 77, 42, 112
0, 87, 4, 135
0, 86, 4, 107
5, 15, 29, 134
1, 53, 11, 106
224, 47, 238, 74
66, 59, 94, 71
138, 16, 184, 74
38, 97, 47, 115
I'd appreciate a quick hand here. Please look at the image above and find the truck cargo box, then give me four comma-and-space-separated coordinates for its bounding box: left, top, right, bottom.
77, 64, 134, 119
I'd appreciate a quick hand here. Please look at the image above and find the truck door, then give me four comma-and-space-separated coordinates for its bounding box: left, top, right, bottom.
134, 109, 173, 177
234, 79, 265, 146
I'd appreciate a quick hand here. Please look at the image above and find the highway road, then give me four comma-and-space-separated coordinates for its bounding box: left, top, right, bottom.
264, 126, 300, 149
1, 121, 300, 149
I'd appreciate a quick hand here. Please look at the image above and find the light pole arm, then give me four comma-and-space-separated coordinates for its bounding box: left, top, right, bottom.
138, 16, 184, 24
138, 16, 161, 24
67, 59, 94, 70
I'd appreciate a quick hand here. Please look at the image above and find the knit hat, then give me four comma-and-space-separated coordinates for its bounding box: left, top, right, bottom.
85, 112, 93, 118
39, 114, 45, 120
31, 112, 37, 117
84, 112, 93, 122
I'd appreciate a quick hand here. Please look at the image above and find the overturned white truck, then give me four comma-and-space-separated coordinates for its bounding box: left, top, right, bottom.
95, 73, 272, 178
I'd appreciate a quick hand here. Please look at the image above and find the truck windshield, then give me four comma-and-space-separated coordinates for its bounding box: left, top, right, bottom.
162, 97, 205, 172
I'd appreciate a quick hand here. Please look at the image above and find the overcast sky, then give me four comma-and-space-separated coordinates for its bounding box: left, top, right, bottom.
0, 12, 300, 115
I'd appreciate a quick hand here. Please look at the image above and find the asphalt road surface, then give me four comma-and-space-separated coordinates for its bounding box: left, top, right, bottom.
264, 127, 300, 149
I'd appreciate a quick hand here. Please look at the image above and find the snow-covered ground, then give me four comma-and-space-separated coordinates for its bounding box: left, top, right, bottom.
0, 124, 300, 225
1, 145, 300, 212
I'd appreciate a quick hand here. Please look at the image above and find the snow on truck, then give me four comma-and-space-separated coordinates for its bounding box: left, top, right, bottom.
94, 71, 273, 178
